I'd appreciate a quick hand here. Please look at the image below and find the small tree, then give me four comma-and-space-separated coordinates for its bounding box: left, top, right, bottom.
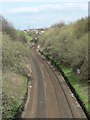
0, 15, 16, 39
18, 34, 27, 44
51, 21, 65, 28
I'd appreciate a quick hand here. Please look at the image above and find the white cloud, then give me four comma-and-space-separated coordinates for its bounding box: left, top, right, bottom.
5, 3, 87, 14
6, 4, 63, 13
65, 3, 88, 11
1, 0, 88, 29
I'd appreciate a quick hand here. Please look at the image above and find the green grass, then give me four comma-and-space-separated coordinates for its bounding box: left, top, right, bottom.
58, 62, 89, 112
24, 32, 32, 41
17, 30, 32, 42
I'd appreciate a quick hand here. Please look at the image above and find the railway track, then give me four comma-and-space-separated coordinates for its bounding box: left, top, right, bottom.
34, 50, 73, 117
22, 46, 87, 118
41, 59, 74, 118
35, 47, 87, 118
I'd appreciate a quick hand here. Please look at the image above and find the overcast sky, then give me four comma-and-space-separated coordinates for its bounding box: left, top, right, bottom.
0, 0, 88, 30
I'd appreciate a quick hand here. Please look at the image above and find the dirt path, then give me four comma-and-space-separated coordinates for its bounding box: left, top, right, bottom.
22, 46, 87, 119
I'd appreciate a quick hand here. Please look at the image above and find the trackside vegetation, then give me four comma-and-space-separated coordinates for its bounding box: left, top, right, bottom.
1, 16, 31, 119
38, 17, 89, 113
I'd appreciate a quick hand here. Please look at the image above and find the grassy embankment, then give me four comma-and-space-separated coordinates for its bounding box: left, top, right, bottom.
39, 17, 89, 113
16, 30, 33, 42
1, 16, 32, 119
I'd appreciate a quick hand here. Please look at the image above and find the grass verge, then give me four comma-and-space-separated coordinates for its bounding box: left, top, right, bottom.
59, 63, 88, 112
17, 30, 32, 42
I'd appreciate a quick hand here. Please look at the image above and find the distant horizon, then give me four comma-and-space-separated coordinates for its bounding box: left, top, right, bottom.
1, 0, 88, 30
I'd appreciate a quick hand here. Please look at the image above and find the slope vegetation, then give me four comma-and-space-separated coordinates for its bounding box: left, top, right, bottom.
39, 17, 89, 112
1, 16, 31, 119
39, 17, 88, 81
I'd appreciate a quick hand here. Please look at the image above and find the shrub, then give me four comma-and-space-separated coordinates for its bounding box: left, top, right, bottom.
2, 34, 30, 75
17, 34, 27, 44
0, 15, 16, 40
39, 17, 88, 81
2, 15, 31, 119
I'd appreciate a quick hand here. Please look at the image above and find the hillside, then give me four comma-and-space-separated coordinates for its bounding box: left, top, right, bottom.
1, 16, 31, 119
38, 17, 89, 112
39, 17, 88, 81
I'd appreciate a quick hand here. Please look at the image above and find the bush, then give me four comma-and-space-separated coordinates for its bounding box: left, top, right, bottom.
2, 34, 30, 75
1, 15, 31, 119
39, 17, 88, 81
51, 21, 65, 28
17, 34, 27, 44
0, 15, 16, 40
2, 33, 30, 119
